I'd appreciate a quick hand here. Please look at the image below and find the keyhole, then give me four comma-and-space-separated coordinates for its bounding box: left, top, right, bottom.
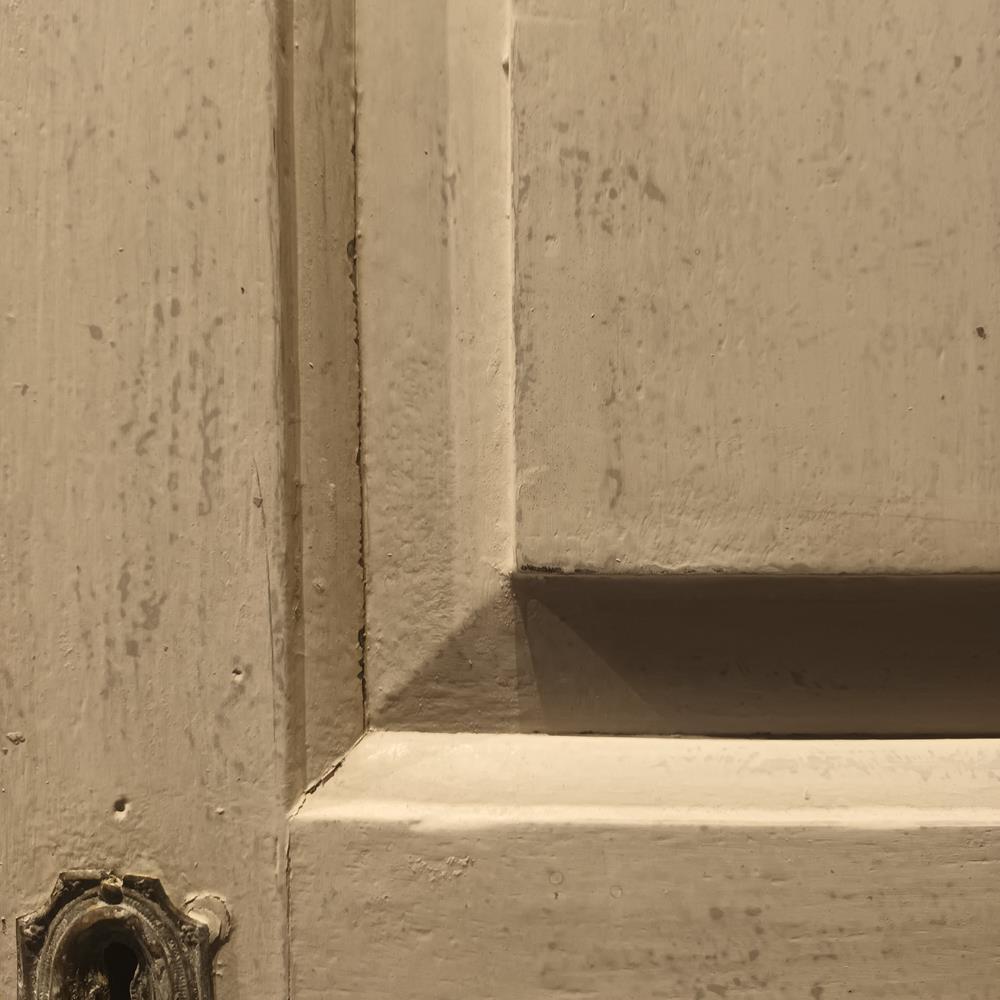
103, 942, 138, 1000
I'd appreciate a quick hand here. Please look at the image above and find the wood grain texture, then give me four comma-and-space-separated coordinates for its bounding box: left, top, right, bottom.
292, 0, 364, 779
513, 0, 1000, 572
0, 0, 333, 994
291, 733, 1000, 999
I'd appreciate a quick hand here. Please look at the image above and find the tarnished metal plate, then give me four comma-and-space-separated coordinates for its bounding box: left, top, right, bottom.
17, 872, 215, 1000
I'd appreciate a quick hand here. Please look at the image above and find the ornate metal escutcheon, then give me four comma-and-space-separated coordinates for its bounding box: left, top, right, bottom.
17, 871, 228, 1000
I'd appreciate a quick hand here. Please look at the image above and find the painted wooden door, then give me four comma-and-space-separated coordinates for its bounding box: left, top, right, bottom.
5, 2, 1000, 998
1, 0, 361, 996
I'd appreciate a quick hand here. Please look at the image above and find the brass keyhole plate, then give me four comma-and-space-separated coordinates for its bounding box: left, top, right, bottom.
17, 872, 217, 1000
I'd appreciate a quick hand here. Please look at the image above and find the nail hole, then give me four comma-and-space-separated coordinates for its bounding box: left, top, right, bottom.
113, 797, 128, 815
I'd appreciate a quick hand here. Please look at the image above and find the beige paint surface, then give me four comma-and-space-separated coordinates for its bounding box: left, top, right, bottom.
357, 1, 1000, 735
0, 0, 360, 995
293, 0, 365, 777
356, 0, 518, 728
513, 0, 1000, 572
292, 732, 1000, 998
7, 5, 1000, 999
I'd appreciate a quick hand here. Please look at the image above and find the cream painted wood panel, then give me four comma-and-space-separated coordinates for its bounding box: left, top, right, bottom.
293, 0, 365, 778
355, 1, 1000, 735
356, 1, 518, 727
0, 0, 361, 995
292, 733, 1000, 999
513, 0, 1000, 572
